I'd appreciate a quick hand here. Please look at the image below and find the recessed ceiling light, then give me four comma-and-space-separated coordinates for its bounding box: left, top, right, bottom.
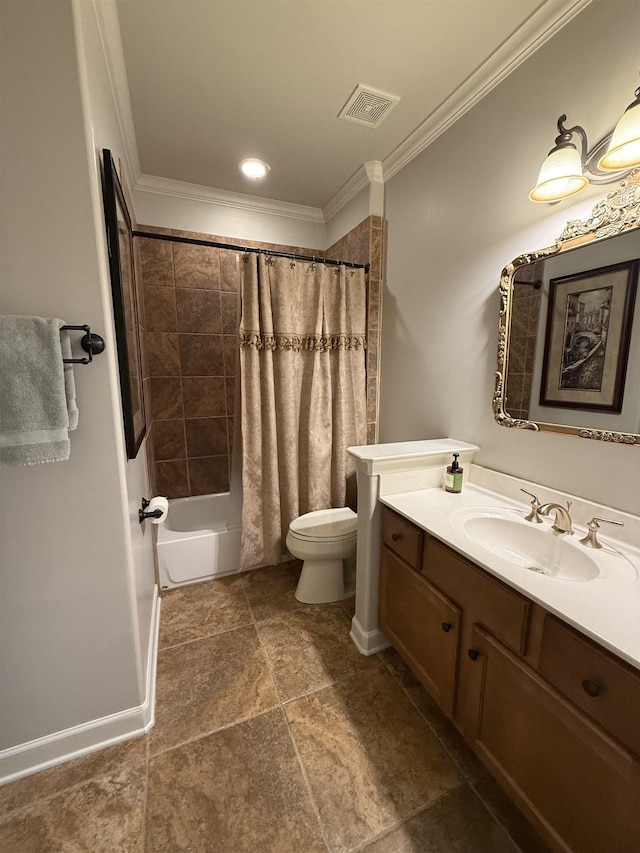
239, 158, 270, 179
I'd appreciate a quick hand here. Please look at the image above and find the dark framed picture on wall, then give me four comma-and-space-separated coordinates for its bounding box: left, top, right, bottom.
102, 148, 146, 458
539, 260, 638, 414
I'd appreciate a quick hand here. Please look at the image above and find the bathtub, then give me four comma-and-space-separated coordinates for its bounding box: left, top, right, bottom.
156, 492, 242, 589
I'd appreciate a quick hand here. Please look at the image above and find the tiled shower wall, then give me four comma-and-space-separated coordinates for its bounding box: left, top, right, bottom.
139, 218, 384, 499
138, 229, 329, 499
326, 215, 386, 445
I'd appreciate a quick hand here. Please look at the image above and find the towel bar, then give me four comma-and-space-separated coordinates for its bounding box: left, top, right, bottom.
61, 324, 105, 365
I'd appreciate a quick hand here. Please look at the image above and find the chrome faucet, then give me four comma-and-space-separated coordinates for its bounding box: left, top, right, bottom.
538, 500, 573, 534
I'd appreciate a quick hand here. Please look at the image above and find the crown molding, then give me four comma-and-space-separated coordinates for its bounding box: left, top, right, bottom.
88, 0, 141, 183
323, 165, 369, 223
134, 174, 325, 223
382, 0, 593, 182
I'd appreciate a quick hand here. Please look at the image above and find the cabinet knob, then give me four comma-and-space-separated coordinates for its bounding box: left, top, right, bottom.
582, 679, 601, 698
391, 533, 401, 541
468, 649, 480, 661
441, 622, 452, 633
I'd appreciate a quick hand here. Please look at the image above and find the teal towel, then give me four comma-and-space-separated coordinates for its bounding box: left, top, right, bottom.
0, 316, 79, 466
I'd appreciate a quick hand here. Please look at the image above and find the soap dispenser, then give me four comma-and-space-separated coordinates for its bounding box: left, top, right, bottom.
445, 453, 463, 493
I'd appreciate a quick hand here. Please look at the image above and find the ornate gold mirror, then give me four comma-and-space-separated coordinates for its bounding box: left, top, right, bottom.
494, 169, 640, 445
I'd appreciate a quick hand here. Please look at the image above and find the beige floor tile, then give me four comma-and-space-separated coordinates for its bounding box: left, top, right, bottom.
379, 649, 551, 852
378, 647, 486, 783
240, 560, 309, 621
360, 784, 520, 852
150, 624, 279, 754
145, 708, 327, 852
286, 666, 461, 852
0, 765, 146, 853
159, 575, 252, 649
256, 603, 379, 701
0, 735, 147, 818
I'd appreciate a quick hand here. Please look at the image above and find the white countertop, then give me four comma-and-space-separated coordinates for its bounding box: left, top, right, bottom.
381, 484, 640, 670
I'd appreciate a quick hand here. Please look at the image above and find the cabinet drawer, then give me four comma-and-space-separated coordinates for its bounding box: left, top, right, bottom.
423, 536, 530, 655
539, 615, 640, 758
381, 506, 423, 570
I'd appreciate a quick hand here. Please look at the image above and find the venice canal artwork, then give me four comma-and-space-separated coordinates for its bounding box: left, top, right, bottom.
559, 285, 612, 392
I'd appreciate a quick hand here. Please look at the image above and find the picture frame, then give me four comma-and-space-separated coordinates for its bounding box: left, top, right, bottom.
539, 260, 639, 413
102, 149, 146, 458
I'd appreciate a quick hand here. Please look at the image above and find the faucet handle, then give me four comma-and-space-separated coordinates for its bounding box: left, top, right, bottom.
521, 488, 543, 523
580, 516, 624, 549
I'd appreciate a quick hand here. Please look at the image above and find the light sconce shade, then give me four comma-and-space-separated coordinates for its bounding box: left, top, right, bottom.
529, 143, 588, 203
239, 158, 270, 179
597, 87, 640, 171
529, 115, 589, 203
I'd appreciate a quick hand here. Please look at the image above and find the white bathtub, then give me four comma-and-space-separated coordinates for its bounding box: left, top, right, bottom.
156, 492, 242, 589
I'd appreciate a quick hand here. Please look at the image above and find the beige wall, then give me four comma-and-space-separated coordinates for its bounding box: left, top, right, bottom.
0, 0, 156, 774
382, 0, 640, 513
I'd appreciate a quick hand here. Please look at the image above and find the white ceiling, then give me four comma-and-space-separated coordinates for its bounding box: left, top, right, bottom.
115, 0, 586, 213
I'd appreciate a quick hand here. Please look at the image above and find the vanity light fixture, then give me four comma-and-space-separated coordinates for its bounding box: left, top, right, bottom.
597, 85, 640, 171
529, 83, 640, 203
238, 158, 270, 179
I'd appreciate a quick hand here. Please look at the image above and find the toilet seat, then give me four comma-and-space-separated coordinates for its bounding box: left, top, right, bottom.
289, 507, 357, 542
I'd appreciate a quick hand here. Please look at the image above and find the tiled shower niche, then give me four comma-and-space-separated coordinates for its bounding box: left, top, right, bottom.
139, 220, 385, 499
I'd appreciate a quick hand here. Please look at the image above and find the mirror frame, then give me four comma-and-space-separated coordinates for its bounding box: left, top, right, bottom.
494, 168, 640, 446
102, 149, 147, 459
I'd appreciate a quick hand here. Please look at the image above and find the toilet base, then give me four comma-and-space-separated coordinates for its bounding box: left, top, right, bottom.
295, 557, 352, 604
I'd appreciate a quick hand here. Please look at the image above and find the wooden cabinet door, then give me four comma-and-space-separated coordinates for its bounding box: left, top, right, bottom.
379, 546, 461, 715
466, 625, 640, 853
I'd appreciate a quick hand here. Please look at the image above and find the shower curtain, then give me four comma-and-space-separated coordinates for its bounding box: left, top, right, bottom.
238, 254, 367, 569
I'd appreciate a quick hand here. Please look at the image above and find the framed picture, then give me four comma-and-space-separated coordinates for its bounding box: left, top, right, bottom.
102, 149, 146, 458
539, 260, 638, 413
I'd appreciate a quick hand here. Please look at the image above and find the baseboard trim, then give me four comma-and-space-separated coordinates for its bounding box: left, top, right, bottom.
350, 616, 390, 656
0, 589, 161, 785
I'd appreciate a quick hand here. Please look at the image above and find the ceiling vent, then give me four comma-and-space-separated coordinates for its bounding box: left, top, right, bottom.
338, 84, 400, 128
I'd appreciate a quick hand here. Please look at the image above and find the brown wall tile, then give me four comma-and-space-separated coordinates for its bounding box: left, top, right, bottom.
220, 249, 239, 292
145, 332, 181, 377
188, 456, 230, 496
178, 334, 224, 377
144, 287, 178, 332
153, 419, 186, 461
155, 460, 189, 498
182, 377, 227, 418
176, 289, 222, 334
185, 418, 229, 458
173, 243, 220, 289
225, 376, 236, 417
223, 335, 238, 374
220, 291, 238, 335
138, 238, 174, 288
148, 377, 183, 420
370, 228, 383, 280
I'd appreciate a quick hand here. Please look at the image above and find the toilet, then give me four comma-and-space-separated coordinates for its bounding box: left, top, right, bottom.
286, 507, 358, 604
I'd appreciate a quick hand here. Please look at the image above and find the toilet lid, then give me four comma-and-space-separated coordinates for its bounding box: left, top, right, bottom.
290, 507, 357, 541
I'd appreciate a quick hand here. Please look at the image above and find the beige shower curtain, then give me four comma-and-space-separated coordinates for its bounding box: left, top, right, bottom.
239, 254, 367, 569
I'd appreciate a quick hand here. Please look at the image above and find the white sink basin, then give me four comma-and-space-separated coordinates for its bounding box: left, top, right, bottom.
452, 507, 600, 581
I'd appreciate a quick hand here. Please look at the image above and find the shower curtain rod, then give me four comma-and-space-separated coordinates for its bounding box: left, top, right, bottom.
132, 229, 369, 272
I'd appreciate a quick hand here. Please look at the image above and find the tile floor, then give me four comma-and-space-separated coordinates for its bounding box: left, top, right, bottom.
0, 561, 550, 852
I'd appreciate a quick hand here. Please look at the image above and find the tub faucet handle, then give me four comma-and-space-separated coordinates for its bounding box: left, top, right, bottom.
521, 489, 543, 523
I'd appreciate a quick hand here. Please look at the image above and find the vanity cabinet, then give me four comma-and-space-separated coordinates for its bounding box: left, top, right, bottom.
379, 505, 640, 853
379, 547, 461, 715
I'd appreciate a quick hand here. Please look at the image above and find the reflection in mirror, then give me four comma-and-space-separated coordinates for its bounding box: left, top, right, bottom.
494, 170, 640, 445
